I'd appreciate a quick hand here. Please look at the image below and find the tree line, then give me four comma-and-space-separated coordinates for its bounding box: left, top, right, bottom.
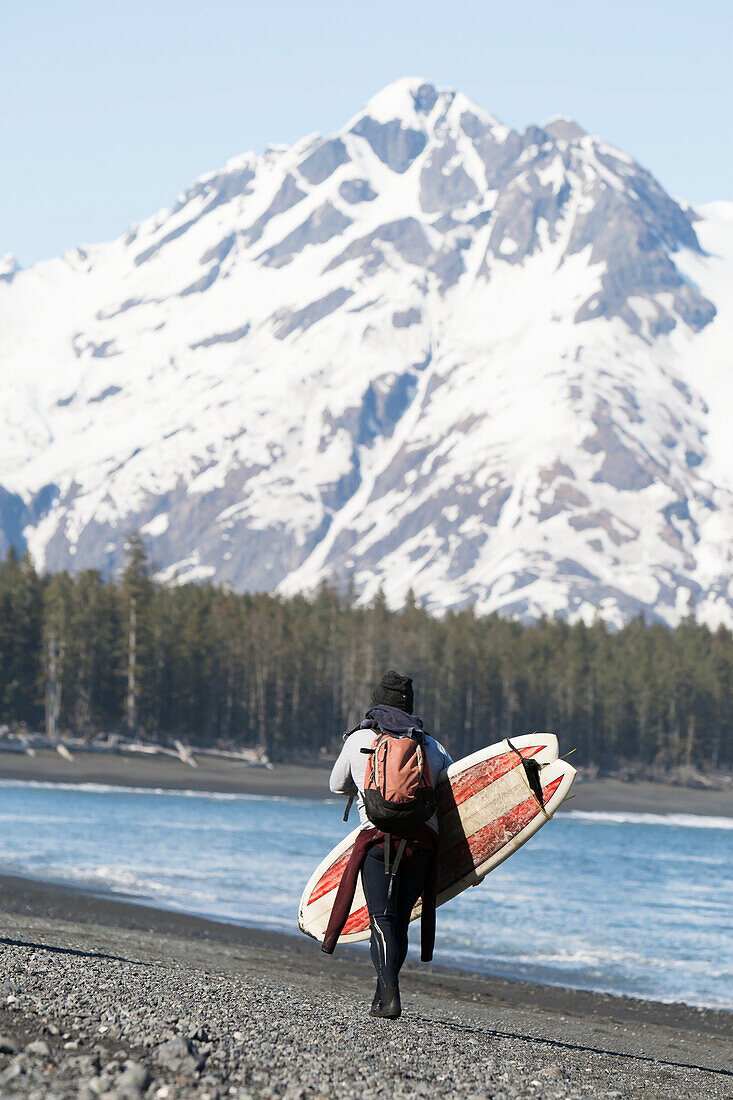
0, 541, 731, 772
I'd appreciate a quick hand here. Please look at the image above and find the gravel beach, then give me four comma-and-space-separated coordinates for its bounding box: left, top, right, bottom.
2, 750, 732, 817
1, 873, 731, 1100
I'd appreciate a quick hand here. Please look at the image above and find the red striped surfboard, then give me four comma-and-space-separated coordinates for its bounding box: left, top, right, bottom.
298, 733, 575, 943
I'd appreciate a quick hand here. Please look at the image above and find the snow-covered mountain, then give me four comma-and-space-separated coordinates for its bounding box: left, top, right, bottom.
2, 78, 732, 627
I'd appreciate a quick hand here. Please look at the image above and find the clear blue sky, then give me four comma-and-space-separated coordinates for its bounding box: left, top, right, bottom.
2, 0, 731, 266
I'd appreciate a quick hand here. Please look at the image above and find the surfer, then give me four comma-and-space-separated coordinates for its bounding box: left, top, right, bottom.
327, 670, 452, 1019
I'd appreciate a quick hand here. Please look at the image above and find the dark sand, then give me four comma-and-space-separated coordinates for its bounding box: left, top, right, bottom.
2, 748, 733, 817
0, 748, 328, 797
0, 873, 731, 1099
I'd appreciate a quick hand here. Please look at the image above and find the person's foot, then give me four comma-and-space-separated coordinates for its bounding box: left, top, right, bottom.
370, 986, 401, 1019
370, 983, 382, 1015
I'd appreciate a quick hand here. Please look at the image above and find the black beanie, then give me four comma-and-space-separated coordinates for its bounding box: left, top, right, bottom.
371, 670, 414, 714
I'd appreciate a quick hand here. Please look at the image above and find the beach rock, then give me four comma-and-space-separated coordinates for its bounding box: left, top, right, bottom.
538, 1062, 563, 1078
116, 1059, 151, 1092
25, 1037, 52, 1057
0, 1034, 19, 1053
85, 1073, 113, 1094
70, 1052, 102, 1073
154, 1035, 203, 1075
0, 1054, 25, 1082
187, 1023, 210, 1041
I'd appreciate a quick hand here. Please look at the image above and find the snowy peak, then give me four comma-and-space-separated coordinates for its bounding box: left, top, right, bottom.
348, 77, 482, 129
0, 81, 731, 629
352, 76, 442, 125
541, 116, 588, 141
118, 77, 712, 343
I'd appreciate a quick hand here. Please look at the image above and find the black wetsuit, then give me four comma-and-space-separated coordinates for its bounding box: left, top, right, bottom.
361, 844, 432, 991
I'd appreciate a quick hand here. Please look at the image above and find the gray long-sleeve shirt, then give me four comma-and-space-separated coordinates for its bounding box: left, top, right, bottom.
329, 728, 453, 832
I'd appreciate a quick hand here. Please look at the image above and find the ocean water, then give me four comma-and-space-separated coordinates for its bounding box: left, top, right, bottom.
1, 779, 731, 1010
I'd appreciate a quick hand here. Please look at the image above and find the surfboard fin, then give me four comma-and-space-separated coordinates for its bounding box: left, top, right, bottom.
523, 758, 545, 806
507, 738, 545, 807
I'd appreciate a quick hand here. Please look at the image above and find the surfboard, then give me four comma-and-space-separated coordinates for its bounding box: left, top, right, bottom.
298, 733, 575, 944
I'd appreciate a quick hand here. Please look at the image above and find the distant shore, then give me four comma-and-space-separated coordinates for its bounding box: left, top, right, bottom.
1, 747, 732, 817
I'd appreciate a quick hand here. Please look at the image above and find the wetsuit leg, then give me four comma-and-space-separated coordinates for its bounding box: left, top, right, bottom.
361, 846, 430, 991
394, 856, 428, 973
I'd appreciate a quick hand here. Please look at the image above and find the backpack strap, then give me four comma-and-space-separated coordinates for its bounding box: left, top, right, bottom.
415, 740, 425, 781
340, 740, 376, 821
343, 717, 378, 741
386, 838, 407, 903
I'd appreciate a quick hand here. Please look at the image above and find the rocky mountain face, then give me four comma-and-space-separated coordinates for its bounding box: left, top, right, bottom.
1, 78, 732, 627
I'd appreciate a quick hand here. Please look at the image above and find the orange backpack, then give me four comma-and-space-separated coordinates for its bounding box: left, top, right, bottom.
361, 730, 435, 835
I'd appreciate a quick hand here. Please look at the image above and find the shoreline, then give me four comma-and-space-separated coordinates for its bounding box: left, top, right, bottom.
1, 871, 731, 1100
1, 868, 731, 1026
2, 863, 731, 1016
1, 747, 733, 817
3, 869, 733, 1028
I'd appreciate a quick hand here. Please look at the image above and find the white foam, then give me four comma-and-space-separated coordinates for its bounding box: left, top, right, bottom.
433, 945, 733, 1010
0, 778, 322, 805
565, 809, 733, 830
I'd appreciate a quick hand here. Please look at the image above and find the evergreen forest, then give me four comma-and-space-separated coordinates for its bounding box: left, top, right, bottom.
0, 541, 731, 773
